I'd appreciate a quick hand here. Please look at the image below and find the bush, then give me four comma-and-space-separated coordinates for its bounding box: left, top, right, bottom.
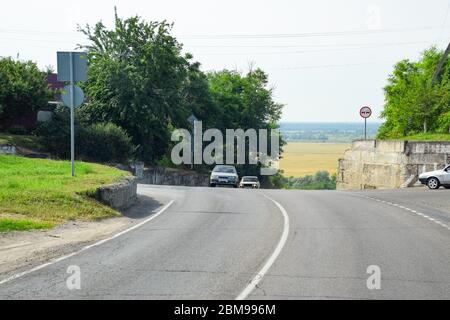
280, 171, 337, 190
437, 112, 450, 133
7, 125, 28, 135
0, 58, 52, 131
80, 123, 136, 163
36, 108, 136, 164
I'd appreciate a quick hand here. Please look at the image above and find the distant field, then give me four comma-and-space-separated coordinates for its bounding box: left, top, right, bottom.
281, 142, 350, 177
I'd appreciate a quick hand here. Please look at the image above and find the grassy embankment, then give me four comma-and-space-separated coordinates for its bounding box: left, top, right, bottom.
280, 142, 350, 177
398, 133, 450, 141
0, 155, 129, 232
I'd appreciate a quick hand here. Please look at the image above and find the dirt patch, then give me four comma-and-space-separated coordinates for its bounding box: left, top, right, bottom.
0, 216, 133, 277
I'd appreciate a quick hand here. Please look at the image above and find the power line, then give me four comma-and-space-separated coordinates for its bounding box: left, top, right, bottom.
191, 41, 431, 56
179, 25, 450, 39
0, 24, 449, 40
269, 60, 394, 71
186, 40, 431, 49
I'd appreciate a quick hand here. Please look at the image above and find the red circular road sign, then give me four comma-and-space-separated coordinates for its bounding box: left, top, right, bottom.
360, 106, 372, 119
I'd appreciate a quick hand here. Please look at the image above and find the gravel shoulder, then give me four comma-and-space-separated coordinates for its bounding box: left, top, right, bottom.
0, 193, 165, 280
0, 217, 132, 278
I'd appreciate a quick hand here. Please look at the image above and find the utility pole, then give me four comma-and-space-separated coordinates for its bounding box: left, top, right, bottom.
421, 41, 450, 133
431, 42, 450, 86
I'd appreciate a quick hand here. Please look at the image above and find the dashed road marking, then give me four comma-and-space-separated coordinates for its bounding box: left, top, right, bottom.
364, 196, 450, 232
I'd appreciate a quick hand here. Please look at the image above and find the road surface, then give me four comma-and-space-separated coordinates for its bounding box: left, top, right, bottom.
0, 185, 449, 299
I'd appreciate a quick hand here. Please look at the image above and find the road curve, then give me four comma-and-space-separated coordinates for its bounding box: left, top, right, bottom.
0, 185, 285, 299
0, 185, 449, 299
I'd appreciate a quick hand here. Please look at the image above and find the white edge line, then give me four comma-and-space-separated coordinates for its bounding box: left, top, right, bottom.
0, 200, 175, 286
236, 194, 290, 301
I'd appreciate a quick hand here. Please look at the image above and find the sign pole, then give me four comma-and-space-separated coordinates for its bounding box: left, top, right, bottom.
69, 52, 75, 177
57, 51, 87, 177
359, 106, 372, 141
365, 118, 367, 141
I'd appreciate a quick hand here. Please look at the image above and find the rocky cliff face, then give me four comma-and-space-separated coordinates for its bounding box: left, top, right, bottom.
337, 140, 450, 190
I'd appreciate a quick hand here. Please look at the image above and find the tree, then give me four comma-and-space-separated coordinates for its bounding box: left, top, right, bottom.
0, 57, 52, 132
78, 10, 284, 169
207, 68, 285, 176
78, 11, 199, 162
207, 69, 283, 131
378, 47, 450, 138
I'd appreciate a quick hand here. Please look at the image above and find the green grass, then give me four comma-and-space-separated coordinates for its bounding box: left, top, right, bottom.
0, 155, 130, 232
0, 218, 54, 233
398, 133, 450, 141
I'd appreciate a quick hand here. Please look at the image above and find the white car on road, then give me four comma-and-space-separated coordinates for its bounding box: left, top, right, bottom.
210, 165, 239, 188
239, 176, 261, 189
419, 165, 450, 189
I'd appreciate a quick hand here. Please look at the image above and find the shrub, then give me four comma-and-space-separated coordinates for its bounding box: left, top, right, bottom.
80, 123, 136, 163
36, 108, 136, 164
437, 111, 450, 133
7, 125, 28, 135
280, 171, 337, 190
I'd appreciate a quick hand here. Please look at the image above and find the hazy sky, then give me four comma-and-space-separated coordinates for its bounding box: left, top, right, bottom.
1, 0, 449, 122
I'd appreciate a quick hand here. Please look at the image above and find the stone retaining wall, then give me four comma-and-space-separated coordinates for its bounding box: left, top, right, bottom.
95, 176, 138, 210
0, 145, 17, 155
139, 167, 210, 187
337, 140, 450, 190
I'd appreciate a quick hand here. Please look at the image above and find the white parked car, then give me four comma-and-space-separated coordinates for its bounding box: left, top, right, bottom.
239, 176, 261, 189
419, 165, 450, 190
210, 165, 239, 188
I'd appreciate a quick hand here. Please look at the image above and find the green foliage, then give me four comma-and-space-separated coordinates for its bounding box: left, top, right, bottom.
378, 47, 450, 139
437, 111, 450, 133
80, 123, 136, 163
7, 125, 28, 135
0, 57, 52, 131
207, 69, 283, 131
206, 69, 285, 176
277, 171, 337, 190
36, 107, 136, 163
77, 13, 284, 168
78, 15, 208, 163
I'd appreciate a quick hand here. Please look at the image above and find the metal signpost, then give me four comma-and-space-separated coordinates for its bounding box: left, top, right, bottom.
360, 106, 372, 140
57, 52, 87, 177
187, 114, 198, 169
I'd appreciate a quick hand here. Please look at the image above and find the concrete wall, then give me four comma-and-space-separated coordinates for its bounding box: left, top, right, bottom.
95, 177, 138, 210
0, 145, 17, 155
337, 140, 450, 190
139, 167, 210, 187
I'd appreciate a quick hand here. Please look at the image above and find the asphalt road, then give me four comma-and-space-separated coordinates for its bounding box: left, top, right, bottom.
0, 185, 449, 299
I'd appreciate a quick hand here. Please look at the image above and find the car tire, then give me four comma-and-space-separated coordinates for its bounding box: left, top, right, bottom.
427, 177, 440, 190
210, 184, 216, 188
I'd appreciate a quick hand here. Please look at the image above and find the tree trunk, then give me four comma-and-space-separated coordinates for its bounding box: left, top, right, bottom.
423, 119, 428, 133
